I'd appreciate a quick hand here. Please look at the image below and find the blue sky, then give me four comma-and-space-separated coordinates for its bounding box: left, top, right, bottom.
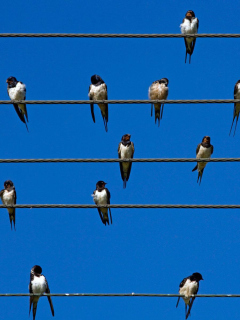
1, 0, 240, 319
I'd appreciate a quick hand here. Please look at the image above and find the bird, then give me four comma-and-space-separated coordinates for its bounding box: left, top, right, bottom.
6, 76, 28, 131
0, 180, 16, 230
229, 80, 240, 136
176, 272, 203, 319
118, 134, 135, 188
29, 265, 54, 320
88, 75, 108, 132
192, 136, 214, 185
148, 78, 169, 126
92, 181, 112, 225
180, 10, 199, 63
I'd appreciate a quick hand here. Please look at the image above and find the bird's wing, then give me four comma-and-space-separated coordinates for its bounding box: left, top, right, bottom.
45, 280, 55, 316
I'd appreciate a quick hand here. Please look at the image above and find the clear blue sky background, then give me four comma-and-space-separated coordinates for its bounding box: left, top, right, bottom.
1, 0, 240, 319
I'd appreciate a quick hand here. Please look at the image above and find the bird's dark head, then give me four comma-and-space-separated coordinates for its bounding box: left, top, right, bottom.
202, 136, 210, 143
186, 10, 195, 18
91, 75, 104, 85
159, 78, 169, 86
122, 134, 131, 141
96, 181, 107, 190
6, 76, 18, 88
31, 265, 42, 275
192, 272, 203, 281
236, 80, 240, 85
4, 180, 14, 190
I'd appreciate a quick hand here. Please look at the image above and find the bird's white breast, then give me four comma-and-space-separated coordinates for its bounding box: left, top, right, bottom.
8, 82, 26, 100
235, 84, 240, 99
93, 189, 107, 205
89, 84, 107, 100
149, 83, 168, 100
119, 143, 133, 159
180, 18, 198, 34
179, 279, 198, 304
197, 145, 212, 159
2, 190, 15, 205
31, 275, 47, 294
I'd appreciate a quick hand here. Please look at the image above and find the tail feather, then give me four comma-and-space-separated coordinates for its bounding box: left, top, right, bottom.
154, 105, 160, 127
192, 164, 198, 172
8, 210, 16, 231
197, 169, 204, 185
123, 178, 127, 189
151, 104, 153, 117
229, 115, 235, 136
160, 104, 164, 120
90, 103, 95, 123
185, 50, 187, 63
109, 208, 112, 224
233, 114, 239, 137
47, 296, 55, 316
186, 298, 195, 319
176, 297, 180, 308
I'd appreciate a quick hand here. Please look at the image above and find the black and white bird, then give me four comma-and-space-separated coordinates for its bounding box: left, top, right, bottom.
92, 181, 112, 225
0, 180, 16, 230
148, 78, 169, 126
118, 134, 135, 188
180, 10, 199, 63
88, 75, 108, 132
229, 80, 240, 136
192, 136, 214, 185
6, 76, 28, 130
176, 272, 203, 319
29, 265, 54, 320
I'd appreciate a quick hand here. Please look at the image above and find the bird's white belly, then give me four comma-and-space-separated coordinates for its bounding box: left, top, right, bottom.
180, 19, 198, 34
93, 190, 107, 205
32, 276, 47, 294
8, 84, 26, 100
2, 190, 14, 205
119, 144, 133, 159
180, 280, 198, 304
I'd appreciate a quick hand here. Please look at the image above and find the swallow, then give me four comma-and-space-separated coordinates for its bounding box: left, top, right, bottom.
0, 180, 16, 230
6, 76, 28, 131
92, 181, 112, 225
176, 272, 203, 319
148, 78, 169, 126
88, 75, 108, 132
192, 136, 214, 185
118, 134, 135, 188
29, 265, 54, 320
229, 80, 240, 136
180, 10, 199, 63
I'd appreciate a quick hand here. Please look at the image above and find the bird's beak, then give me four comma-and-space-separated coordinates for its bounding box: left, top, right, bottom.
6, 80, 8, 83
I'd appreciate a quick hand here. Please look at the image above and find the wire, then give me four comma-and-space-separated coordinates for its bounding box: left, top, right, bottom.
0, 33, 240, 38
0, 99, 239, 104
0, 158, 239, 163
0, 204, 240, 209
0, 293, 240, 297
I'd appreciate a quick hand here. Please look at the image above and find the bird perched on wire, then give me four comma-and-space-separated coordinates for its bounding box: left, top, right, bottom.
192, 136, 214, 185
0, 180, 16, 230
88, 75, 108, 132
176, 272, 203, 319
6, 76, 28, 131
92, 181, 112, 225
180, 10, 199, 63
148, 78, 169, 126
29, 265, 54, 320
118, 134, 135, 188
229, 80, 240, 136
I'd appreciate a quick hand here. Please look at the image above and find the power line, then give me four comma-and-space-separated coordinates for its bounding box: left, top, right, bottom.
0, 158, 239, 163
0, 204, 240, 209
0, 33, 240, 38
0, 293, 240, 297
0, 99, 239, 104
